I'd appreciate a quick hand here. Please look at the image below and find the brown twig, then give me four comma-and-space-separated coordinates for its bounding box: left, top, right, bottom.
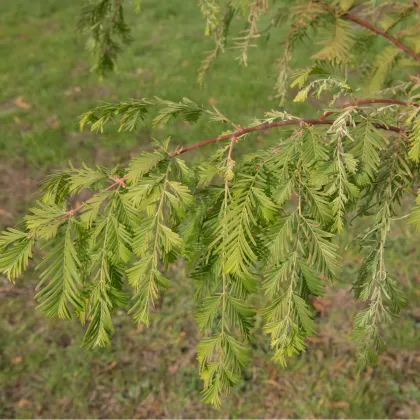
227, 135, 236, 160
317, 2, 420, 62
172, 118, 404, 157
342, 11, 420, 62
61, 175, 127, 219
61, 108, 407, 219
319, 99, 419, 120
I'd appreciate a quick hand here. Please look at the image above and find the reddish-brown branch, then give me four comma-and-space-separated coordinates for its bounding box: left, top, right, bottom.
107, 175, 127, 189
319, 99, 419, 120
316, 2, 420, 62
62, 109, 406, 219
172, 118, 404, 157
342, 12, 420, 62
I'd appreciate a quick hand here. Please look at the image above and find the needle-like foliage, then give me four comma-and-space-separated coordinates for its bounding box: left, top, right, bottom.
1, 0, 420, 408
2, 93, 418, 404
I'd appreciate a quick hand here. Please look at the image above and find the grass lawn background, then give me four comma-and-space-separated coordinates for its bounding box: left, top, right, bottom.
0, 0, 419, 418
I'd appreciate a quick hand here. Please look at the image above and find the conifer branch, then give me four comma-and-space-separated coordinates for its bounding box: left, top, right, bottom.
317, 2, 420, 62
3, 94, 415, 405
62, 107, 407, 219
175, 118, 404, 156
342, 12, 420, 62
3, 2, 420, 408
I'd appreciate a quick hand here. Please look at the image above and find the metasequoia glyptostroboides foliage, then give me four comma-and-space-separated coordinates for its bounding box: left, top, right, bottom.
1, 0, 420, 406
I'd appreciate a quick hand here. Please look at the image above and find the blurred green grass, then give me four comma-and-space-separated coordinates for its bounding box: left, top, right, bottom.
0, 0, 419, 418
0, 0, 310, 171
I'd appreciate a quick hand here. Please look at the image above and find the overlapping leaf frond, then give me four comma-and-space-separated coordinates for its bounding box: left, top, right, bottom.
0, 228, 35, 282
312, 18, 356, 63
2, 68, 419, 408
369, 46, 401, 92
192, 142, 259, 405
127, 160, 193, 326
408, 191, 420, 232
3, 0, 420, 408
274, 0, 328, 102
291, 61, 352, 104
35, 221, 85, 319
233, 0, 268, 66
78, 0, 133, 76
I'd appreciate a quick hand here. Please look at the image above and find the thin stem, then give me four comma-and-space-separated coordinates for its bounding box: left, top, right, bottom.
152, 166, 170, 267
227, 135, 236, 162
221, 136, 236, 335
97, 198, 117, 293
173, 118, 404, 157
343, 11, 420, 62
297, 168, 302, 218
317, 2, 420, 62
